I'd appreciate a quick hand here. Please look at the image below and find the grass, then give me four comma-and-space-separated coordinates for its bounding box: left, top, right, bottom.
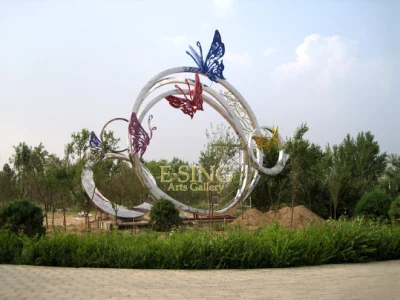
1, 218, 400, 269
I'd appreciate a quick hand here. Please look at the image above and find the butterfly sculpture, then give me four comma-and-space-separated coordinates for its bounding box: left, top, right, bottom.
165, 73, 204, 119
186, 30, 225, 82
89, 131, 105, 158
252, 126, 280, 152
128, 112, 157, 159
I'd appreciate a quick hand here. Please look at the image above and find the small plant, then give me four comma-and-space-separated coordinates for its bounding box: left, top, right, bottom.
0, 199, 46, 236
389, 197, 400, 224
355, 189, 392, 220
149, 199, 182, 232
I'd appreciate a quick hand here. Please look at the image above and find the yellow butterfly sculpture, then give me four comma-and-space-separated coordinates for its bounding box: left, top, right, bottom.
252, 126, 280, 151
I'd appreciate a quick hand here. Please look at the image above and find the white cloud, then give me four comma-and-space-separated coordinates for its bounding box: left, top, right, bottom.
162, 36, 187, 47
213, 0, 234, 18
263, 47, 276, 56
260, 33, 399, 156
272, 34, 357, 88
224, 51, 252, 67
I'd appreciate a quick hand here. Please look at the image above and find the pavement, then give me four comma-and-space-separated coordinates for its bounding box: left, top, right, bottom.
0, 260, 399, 300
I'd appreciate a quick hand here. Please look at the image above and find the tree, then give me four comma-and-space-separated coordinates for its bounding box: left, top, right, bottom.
149, 199, 182, 231
65, 129, 119, 228
0, 199, 46, 236
284, 124, 324, 226
323, 145, 350, 219
199, 123, 240, 210
352, 132, 387, 191
0, 164, 16, 206
388, 196, 400, 223
355, 189, 392, 220
46, 158, 76, 230
9, 143, 54, 226
251, 144, 290, 212
381, 154, 400, 197
10, 142, 33, 198
331, 132, 387, 217
199, 123, 239, 179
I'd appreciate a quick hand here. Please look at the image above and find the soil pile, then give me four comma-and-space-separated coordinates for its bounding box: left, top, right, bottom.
231, 205, 323, 229
230, 209, 265, 229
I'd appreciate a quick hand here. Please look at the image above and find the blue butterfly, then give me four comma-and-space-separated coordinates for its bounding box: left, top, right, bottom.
89, 131, 104, 158
186, 30, 226, 82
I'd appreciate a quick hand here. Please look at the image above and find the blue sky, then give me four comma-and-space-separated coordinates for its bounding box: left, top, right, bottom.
0, 0, 399, 166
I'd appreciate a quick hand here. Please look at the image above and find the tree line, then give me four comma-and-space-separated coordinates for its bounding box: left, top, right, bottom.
0, 123, 399, 227
252, 124, 399, 219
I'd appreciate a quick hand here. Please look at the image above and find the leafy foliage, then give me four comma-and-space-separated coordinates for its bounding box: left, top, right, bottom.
0, 230, 24, 264
389, 197, 400, 223
381, 154, 400, 198
0, 122, 397, 224
0, 199, 45, 236
149, 199, 182, 231
250, 126, 389, 220
1, 220, 400, 268
355, 190, 392, 220
0, 164, 16, 205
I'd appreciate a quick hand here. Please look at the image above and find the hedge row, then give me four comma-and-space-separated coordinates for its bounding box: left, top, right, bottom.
1, 220, 400, 269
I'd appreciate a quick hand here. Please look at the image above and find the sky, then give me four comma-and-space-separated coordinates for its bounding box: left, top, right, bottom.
0, 0, 399, 167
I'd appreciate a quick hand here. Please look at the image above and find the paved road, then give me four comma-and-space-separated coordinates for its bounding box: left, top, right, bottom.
0, 260, 399, 300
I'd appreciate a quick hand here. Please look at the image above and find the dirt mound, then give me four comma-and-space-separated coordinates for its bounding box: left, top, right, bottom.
230, 209, 265, 229
269, 205, 324, 228
231, 205, 323, 229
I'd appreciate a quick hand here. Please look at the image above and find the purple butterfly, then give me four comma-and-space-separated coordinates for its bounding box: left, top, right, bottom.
128, 112, 157, 159
89, 131, 104, 158
186, 30, 226, 82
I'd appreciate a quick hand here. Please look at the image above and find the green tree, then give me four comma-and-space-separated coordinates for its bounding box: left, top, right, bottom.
284, 124, 324, 226
381, 154, 400, 198
251, 145, 290, 212
388, 196, 400, 223
323, 144, 351, 219
198, 123, 240, 210
332, 132, 387, 217
355, 189, 392, 220
0, 199, 46, 236
66, 129, 119, 228
251, 123, 326, 220
149, 198, 182, 231
10, 143, 55, 226
10, 142, 34, 198
0, 164, 16, 206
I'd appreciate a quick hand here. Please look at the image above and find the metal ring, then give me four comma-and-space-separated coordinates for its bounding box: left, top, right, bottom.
248, 126, 289, 175
100, 118, 129, 153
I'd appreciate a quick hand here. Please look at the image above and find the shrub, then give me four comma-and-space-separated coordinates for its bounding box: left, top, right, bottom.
149, 199, 182, 231
1, 220, 400, 269
0, 230, 24, 264
389, 197, 400, 223
355, 189, 392, 220
0, 199, 46, 236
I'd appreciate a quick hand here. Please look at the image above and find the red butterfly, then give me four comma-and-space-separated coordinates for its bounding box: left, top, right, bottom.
165, 73, 204, 119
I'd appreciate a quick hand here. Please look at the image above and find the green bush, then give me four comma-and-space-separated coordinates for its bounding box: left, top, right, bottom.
1, 220, 400, 269
355, 189, 392, 220
389, 197, 400, 223
0, 199, 46, 236
149, 199, 182, 231
0, 230, 24, 264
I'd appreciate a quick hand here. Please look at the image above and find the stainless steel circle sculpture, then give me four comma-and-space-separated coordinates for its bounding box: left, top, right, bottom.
82, 30, 289, 219
100, 118, 129, 153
